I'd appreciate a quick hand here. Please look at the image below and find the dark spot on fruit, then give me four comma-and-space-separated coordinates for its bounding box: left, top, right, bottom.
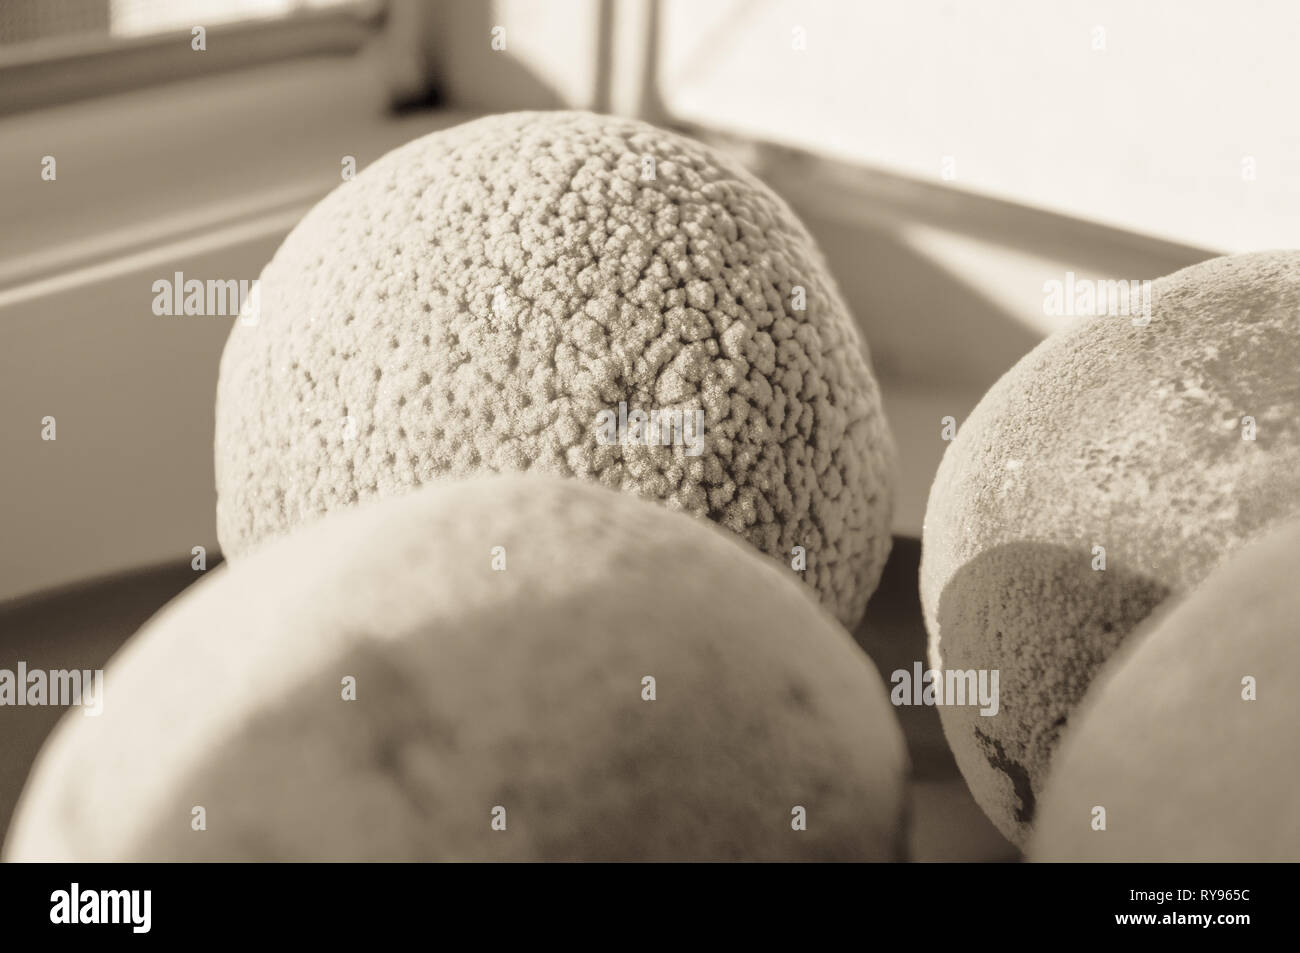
785, 679, 814, 713
974, 727, 1036, 825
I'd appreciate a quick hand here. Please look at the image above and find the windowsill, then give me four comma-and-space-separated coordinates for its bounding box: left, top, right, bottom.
0, 2, 383, 117
0, 59, 1228, 596
0, 54, 473, 293
0, 56, 469, 603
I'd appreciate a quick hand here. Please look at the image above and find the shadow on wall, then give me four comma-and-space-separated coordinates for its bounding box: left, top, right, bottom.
382, 0, 666, 120
742, 140, 1217, 393
805, 214, 1043, 389
382, 0, 567, 112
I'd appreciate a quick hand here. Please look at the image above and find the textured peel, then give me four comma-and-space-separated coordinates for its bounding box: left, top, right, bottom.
920, 250, 1300, 846
214, 110, 894, 628
7, 476, 907, 862
1031, 518, 1300, 861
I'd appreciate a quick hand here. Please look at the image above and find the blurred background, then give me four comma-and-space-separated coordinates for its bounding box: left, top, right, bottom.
0, 0, 1297, 859
3, 0, 1298, 601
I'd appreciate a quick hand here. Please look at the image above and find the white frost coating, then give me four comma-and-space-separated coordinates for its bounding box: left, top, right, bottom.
214, 111, 895, 628
920, 250, 1300, 846
7, 476, 907, 862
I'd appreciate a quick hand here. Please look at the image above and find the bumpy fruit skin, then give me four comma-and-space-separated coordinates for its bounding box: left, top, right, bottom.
5, 476, 908, 862
214, 111, 894, 629
1031, 519, 1300, 861
919, 250, 1300, 847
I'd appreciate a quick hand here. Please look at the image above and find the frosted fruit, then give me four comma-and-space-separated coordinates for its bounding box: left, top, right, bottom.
1031, 519, 1300, 861
6, 475, 907, 862
919, 250, 1300, 846
214, 110, 895, 629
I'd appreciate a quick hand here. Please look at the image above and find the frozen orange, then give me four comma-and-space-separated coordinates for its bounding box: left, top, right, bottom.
1031, 519, 1300, 861
6, 476, 907, 861
920, 250, 1300, 845
214, 111, 895, 628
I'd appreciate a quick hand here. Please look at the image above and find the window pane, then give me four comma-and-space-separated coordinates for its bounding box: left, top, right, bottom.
110, 0, 361, 38
0, 0, 365, 47
659, 0, 1300, 252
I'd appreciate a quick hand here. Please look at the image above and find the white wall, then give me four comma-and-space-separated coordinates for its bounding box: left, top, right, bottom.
658, 0, 1300, 253
0, 58, 461, 602
3, 2, 1288, 601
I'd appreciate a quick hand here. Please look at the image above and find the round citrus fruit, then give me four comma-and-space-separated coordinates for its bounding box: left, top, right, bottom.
919, 250, 1300, 845
1031, 518, 1300, 861
6, 475, 907, 861
214, 111, 895, 628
